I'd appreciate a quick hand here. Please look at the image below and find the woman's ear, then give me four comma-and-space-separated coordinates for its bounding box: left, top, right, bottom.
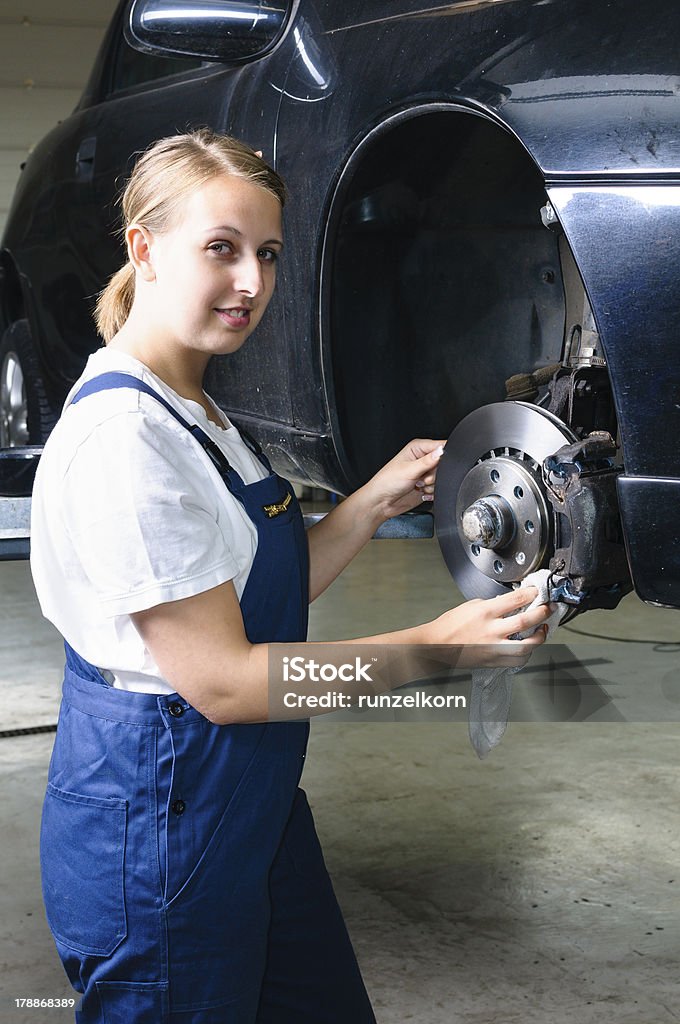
126, 223, 155, 282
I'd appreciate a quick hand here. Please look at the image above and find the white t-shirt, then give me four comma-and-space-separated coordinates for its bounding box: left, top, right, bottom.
30, 348, 269, 694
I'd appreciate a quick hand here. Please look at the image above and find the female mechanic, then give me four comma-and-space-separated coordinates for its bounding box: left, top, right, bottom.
30, 130, 551, 1024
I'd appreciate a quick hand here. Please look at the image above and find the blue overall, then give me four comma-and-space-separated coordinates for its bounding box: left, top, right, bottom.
40, 373, 376, 1024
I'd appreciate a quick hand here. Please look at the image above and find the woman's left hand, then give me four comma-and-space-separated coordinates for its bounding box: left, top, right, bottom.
362, 438, 447, 520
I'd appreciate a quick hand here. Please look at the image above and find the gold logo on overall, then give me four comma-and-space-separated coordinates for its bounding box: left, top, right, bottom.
263, 492, 292, 518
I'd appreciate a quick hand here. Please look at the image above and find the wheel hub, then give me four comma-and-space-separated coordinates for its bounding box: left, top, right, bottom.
457, 452, 551, 583
434, 402, 577, 599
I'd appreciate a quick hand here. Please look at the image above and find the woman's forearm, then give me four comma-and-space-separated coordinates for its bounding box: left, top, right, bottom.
305, 439, 447, 601
306, 486, 386, 601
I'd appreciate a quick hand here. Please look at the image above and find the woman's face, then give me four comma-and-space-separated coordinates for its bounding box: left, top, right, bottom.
142, 173, 283, 359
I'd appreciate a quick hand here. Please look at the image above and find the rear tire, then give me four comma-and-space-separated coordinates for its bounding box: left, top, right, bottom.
0, 319, 57, 446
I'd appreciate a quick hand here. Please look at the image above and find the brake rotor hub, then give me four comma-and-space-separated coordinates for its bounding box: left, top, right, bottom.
457, 452, 551, 583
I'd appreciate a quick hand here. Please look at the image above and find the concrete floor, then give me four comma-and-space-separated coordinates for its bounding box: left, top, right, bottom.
1, 534, 679, 1023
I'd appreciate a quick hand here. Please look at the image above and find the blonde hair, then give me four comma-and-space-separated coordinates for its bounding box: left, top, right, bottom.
94, 129, 287, 342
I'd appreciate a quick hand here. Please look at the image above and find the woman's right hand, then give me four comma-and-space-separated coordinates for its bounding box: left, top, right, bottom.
422, 586, 553, 652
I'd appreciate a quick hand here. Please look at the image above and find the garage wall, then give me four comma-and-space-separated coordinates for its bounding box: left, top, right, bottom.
0, 0, 118, 238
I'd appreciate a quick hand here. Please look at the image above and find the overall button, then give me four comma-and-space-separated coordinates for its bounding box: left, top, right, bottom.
171, 800, 186, 816
168, 701, 185, 718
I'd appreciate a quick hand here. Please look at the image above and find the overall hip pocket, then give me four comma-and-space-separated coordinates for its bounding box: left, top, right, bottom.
40, 782, 127, 956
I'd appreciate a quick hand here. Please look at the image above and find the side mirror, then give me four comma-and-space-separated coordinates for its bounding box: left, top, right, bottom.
126, 0, 292, 65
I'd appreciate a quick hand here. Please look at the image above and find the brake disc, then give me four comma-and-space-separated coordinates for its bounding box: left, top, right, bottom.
434, 402, 577, 599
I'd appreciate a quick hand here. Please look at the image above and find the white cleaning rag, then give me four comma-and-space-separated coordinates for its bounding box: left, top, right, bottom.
468, 568, 569, 758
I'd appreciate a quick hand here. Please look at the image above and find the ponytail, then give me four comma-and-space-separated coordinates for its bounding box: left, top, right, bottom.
94, 263, 135, 343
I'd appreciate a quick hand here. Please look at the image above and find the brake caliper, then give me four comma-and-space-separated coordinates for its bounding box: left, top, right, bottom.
542, 432, 632, 609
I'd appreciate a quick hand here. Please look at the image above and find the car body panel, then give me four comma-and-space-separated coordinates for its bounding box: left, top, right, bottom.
547, 184, 680, 480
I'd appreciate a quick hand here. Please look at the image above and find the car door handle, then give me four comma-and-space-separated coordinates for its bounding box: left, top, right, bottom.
75, 136, 97, 181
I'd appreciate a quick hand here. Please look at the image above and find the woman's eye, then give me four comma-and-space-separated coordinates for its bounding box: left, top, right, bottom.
258, 248, 279, 264
208, 242, 232, 255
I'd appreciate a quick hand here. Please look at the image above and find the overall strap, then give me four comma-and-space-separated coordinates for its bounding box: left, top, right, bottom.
70, 371, 235, 476
230, 418, 274, 473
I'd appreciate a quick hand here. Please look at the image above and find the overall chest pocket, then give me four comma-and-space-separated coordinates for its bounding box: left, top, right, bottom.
40, 783, 128, 956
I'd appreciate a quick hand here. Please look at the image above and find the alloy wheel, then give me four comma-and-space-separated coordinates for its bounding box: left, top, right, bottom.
0, 349, 29, 447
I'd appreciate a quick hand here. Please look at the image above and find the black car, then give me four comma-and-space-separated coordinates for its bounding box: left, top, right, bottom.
1, 0, 679, 611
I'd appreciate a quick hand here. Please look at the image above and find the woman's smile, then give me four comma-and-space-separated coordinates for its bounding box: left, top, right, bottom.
214, 306, 252, 328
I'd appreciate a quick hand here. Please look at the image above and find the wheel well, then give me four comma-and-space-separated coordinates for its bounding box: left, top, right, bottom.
323, 109, 566, 489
